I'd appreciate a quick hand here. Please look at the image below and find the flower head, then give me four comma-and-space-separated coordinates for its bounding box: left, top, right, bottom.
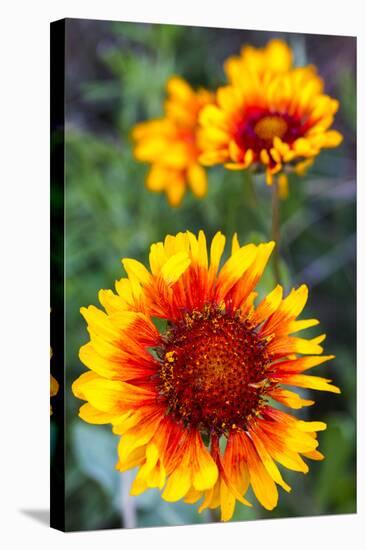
73, 230, 340, 521
199, 40, 343, 185
132, 77, 214, 206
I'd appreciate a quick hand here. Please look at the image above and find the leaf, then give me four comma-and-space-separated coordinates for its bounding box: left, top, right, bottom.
72, 422, 120, 498
134, 488, 205, 527
81, 81, 122, 102
314, 414, 355, 510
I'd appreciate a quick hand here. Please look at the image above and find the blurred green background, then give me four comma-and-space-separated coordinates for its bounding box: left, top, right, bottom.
60, 19, 356, 530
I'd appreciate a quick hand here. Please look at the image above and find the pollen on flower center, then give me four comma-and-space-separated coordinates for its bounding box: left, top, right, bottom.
233, 108, 305, 154
254, 115, 288, 141
157, 307, 272, 435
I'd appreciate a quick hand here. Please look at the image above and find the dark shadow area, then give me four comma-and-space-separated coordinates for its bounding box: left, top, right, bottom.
20, 509, 50, 526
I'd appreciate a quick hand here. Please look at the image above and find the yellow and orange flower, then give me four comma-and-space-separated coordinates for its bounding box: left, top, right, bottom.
73, 230, 340, 520
198, 39, 343, 186
50, 310, 59, 415
50, 371, 59, 416
225, 39, 293, 83
132, 76, 214, 206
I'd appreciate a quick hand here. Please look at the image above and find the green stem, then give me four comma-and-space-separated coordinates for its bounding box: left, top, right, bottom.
271, 180, 282, 285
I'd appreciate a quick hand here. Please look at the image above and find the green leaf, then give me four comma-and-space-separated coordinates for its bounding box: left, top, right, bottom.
72, 422, 120, 498
314, 414, 355, 510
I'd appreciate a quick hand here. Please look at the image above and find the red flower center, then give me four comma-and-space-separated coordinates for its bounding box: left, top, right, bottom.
157, 307, 272, 435
233, 107, 307, 154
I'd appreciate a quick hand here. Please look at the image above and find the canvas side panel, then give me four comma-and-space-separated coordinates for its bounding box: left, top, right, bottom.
50, 18, 66, 533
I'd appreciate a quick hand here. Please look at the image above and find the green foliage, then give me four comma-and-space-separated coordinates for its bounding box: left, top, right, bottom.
72, 423, 120, 497
314, 416, 356, 513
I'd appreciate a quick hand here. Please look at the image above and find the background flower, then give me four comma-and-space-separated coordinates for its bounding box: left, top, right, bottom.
132, 76, 213, 206
50, 344, 59, 415
224, 39, 293, 83
199, 39, 343, 186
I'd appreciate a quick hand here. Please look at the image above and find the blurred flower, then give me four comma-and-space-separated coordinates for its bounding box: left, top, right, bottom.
50, 371, 59, 415
198, 40, 343, 186
224, 39, 293, 83
132, 76, 214, 206
50, 310, 59, 415
73, 230, 339, 521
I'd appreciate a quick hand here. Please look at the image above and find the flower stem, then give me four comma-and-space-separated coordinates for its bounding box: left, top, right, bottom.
208, 507, 221, 523
271, 180, 282, 285
206, 433, 221, 523
120, 471, 136, 528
